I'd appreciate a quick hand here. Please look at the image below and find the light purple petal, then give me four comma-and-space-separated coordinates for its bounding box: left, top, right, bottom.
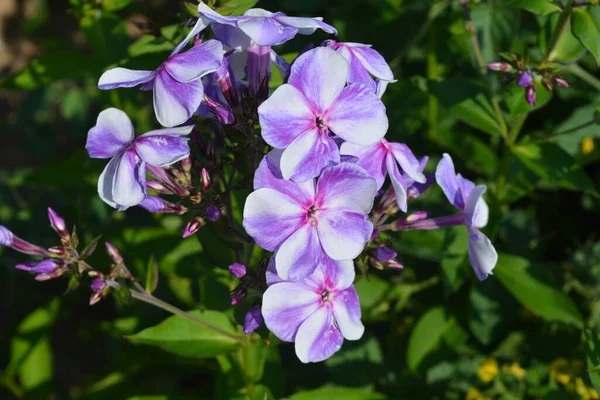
332, 287, 364, 340
325, 83, 388, 146
376, 79, 389, 98
243, 306, 263, 334
316, 163, 377, 214
275, 16, 337, 35
386, 153, 408, 212
337, 46, 377, 91
258, 84, 315, 148
134, 135, 190, 167
164, 40, 223, 83
0, 226, 13, 247
288, 47, 348, 114
457, 174, 475, 207
388, 142, 426, 184
213, 23, 252, 50
98, 150, 146, 210
243, 8, 275, 17
339, 141, 387, 189
262, 281, 321, 342
317, 210, 373, 260
238, 17, 297, 46
98, 68, 156, 90
86, 108, 134, 158
465, 184, 489, 229
275, 223, 323, 281
254, 150, 315, 205
243, 188, 305, 251
319, 257, 355, 291
266, 257, 284, 286
153, 69, 204, 127
295, 306, 343, 363
346, 43, 395, 82
139, 125, 195, 138
435, 153, 464, 210
280, 128, 339, 182
468, 227, 498, 281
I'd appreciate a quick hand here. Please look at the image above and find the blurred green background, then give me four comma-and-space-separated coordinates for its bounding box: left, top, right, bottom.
2, 0, 600, 399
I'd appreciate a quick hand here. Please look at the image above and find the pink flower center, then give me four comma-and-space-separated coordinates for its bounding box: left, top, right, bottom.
320, 288, 331, 303
315, 116, 326, 131
307, 204, 319, 225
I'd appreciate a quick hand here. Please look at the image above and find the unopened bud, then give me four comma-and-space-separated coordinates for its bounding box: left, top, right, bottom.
582, 137, 595, 155
526, 85, 536, 105
387, 260, 404, 269
206, 206, 221, 222
16, 259, 58, 274
10, 237, 50, 256
201, 168, 211, 189
35, 266, 68, 281
0, 225, 14, 247
48, 208, 69, 240
517, 72, 533, 88
552, 75, 569, 88
487, 62, 512, 72
406, 211, 429, 223
146, 180, 172, 194
243, 306, 263, 334
182, 217, 205, 238
181, 156, 193, 175
213, 56, 238, 107
374, 246, 397, 263
190, 193, 202, 204
105, 242, 123, 264
48, 246, 67, 257
231, 287, 247, 305
89, 290, 104, 306
228, 262, 247, 278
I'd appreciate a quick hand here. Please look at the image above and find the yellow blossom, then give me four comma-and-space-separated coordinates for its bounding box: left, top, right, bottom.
478, 358, 499, 382
502, 362, 527, 379
582, 137, 595, 155
575, 377, 600, 400
550, 358, 582, 385
466, 388, 490, 400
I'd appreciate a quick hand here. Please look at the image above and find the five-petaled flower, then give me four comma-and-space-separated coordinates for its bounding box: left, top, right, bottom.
243, 150, 377, 281
262, 256, 364, 363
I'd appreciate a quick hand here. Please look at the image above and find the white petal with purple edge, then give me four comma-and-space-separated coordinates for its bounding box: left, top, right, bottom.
389, 142, 426, 184
98, 151, 146, 210
266, 257, 283, 286
340, 141, 387, 189
86, 108, 135, 159
332, 287, 364, 340
386, 153, 408, 212
164, 40, 223, 83
275, 223, 323, 281
316, 163, 377, 214
348, 44, 395, 82
98, 68, 156, 90
288, 47, 348, 114
153, 69, 204, 127
280, 128, 339, 182
468, 227, 497, 281
325, 83, 388, 146
134, 135, 190, 167
139, 125, 194, 137
338, 46, 377, 90
262, 281, 321, 342
465, 184, 489, 229
275, 16, 337, 35
258, 84, 315, 149
435, 153, 463, 210
244, 8, 274, 17
238, 17, 297, 46
295, 306, 343, 363
243, 188, 305, 251
317, 210, 373, 260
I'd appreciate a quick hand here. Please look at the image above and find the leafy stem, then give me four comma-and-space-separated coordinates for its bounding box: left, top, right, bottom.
540, 0, 575, 67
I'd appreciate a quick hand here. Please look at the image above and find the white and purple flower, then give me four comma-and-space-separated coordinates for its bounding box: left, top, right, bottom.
258, 47, 388, 181
262, 256, 364, 363
86, 108, 192, 210
243, 150, 377, 281
98, 39, 223, 127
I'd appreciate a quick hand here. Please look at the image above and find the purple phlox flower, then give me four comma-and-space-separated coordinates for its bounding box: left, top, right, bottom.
341, 139, 426, 212
324, 40, 395, 93
374, 246, 397, 263
258, 47, 388, 181
243, 150, 377, 281
138, 195, 188, 215
16, 259, 65, 281
228, 262, 247, 278
205, 205, 222, 222
175, 2, 337, 55
244, 306, 263, 334
516, 72, 533, 88
0, 225, 50, 256
86, 108, 192, 210
435, 153, 498, 280
195, 77, 235, 125
0, 225, 14, 247
262, 256, 364, 363
90, 278, 106, 292
98, 39, 223, 127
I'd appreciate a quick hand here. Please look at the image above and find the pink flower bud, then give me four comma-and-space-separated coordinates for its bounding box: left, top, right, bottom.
48, 246, 67, 256
526, 85, 536, 105
228, 263, 247, 278
181, 156, 193, 174
201, 168, 211, 189
146, 180, 172, 194
231, 287, 247, 305
487, 62, 512, 72
10, 237, 50, 256
182, 217, 205, 238
406, 211, 429, 223
552, 75, 569, 88
105, 242, 123, 264
47, 208, 69, 239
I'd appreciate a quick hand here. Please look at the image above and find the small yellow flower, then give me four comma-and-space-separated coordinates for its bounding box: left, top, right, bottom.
550, 358, 582, 385
582, 137, 595, 155
478, 358, 499, 382
502, 362, 527, 379
575, 377, 600, 400
466, 388, 490, 400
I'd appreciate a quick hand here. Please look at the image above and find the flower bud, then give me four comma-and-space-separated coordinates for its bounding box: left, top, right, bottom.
35, 266, 68, 281
213, 56, 238, 107
190, 194, 202, 204
243, 306, 263, 334
89, 290, 104, 306
526, 85, 536, 105
10, 237, 50, 256
48, 208, 69, 241
406, 211, 429, 223
182, 217, 205, 238
206, 206, 221, 222
542, 79, 553, 93
228, 263, 247, 278
552, 75, 569, 88
517, 72, 533, 88
181, 156, 193, 175
247, 43, 271, 102
0, 225, 14, 247
139, 196, 188, 215
48, 246, 67, 257
487, 62, 512, 72
91, 278, 106, 292
374, 246, 397, 263
231, 287, 247, 305
201, 168, 211, 189
105, 242, 123, 264
146, 180, 172, 195
16, 259, 58, 274
582, 137, 595, 155
146, 165, 189, 197
203, 95, 235, 125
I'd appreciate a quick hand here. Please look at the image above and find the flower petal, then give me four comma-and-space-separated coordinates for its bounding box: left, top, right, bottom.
316, 162, 377, 214
346, 43, 395, 82
317, 210, 373, 260
389, 142, 426, 184
275, 16, 337, 35
262, 281, 321, 342
134, 135, 190, 167
213, 23, 252, 50
386, 153, 408, 212
337, 46, 377, 91
288, 47, 348, 114
164, 40, 223, 83
86, 108, 135, 158
468, 227, 498, 281
320, 257, 355, 291
339, 141, 387, 189
280, 128, 339, 182
153, 69, 204, 127
465, 184, 489, 229
98, 151, 146, 210
254, 150, 315, 204
295, 306, 343, 363
98, 68, 156, 90
275, 223, 323, 281
325, 83, 388, 146
332, 286, 364, 340
435, 153, 464, 210
238, 17, 298, 46
266, 257, 284, 286
243, 188, 305, 251
258, 84, 315, 148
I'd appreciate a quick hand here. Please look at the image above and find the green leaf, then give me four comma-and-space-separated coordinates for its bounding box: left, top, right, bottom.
287, 387, 388, 400
504, 81, 552, 122
440, 227, 470, 295
81, 12, 129, 66
584, 329, 600, 391
216, 0, 259, 16
145, 256, 159, 294
512, 142, 596, 193
572, 9, 600, 66
494, 253, 583, 327
128, 310, 240, 358
102, 0, 134, 11
542, 14, 587, 63
426, 79, 505, 137
406, 307, 468, 372
502, 0, 561, 15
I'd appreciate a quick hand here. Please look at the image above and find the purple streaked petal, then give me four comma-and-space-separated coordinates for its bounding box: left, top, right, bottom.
288, 47, 348, 114
345, 43, 395, 82
386, 152, 408, 212
332, 287, 364, 340
0, 226, 13, 246
238, 17, 297, 46
266, 257, 284, 286
98, 68, 156, 90
254, 150, 315, 204
468, 227, 497, 281
134, 134, 190, 167
325, 83, 388, 146
153, 69, 204, 127
261, 281, 321, 342
317, 210, 373, 260
258, 84, 315, 148
465, 184, 489, 229
280, 128, 339, 182
275, 223, 322, 281
337, 46, 377, 91
139, 125, 195, 138
319, 257, 355, 291
243, 188, 305, 251
376, 79, 389, 98
435, 153, 464, 210
164, 40, 223, 83
275, 16, 337, 35
86, 108, 134, 159
98, 150, 146, 210
295, 306, 342, 363
212, 23, 252, 50
243, 306, 263, 334
228, 262, 247, 278
16, 259, 57, 274
339, 141, 387, 189
389, 142, 426, 184
316, 162, 377, 214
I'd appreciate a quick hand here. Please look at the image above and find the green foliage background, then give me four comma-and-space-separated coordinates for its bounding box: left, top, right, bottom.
2, 0, 600, 399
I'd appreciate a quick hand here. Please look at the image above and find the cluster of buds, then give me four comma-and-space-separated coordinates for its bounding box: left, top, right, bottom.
488, 53, 569, 105
87, 242, 126, 305
227, 262, 264, 334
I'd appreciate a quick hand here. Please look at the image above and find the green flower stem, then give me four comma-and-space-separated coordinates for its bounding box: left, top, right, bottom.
566, 63, 600, 91
540, 0, 575, 67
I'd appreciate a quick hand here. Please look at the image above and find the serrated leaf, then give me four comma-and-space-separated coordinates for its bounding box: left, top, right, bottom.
145, 255, 159, 294
502, 0, 561, 15
572, 9, 600, 66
